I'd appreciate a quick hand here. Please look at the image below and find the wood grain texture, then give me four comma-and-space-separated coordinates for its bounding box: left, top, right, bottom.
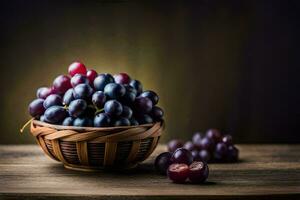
0, 144, 299, 200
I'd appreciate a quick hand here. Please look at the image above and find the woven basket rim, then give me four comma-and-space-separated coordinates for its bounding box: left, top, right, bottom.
33, 120, 160, 131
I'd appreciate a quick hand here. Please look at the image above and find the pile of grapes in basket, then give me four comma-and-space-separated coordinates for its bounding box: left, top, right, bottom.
28, 62, 164, 127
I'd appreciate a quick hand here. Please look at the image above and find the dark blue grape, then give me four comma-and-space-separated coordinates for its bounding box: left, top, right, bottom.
137, 114, 153, 124
129, 80, 143, 95
94, 113, 111, 127
28, 99, 45, 117
73, 83, 94, 100
134, 96, 152, 113
167, 139, 183, 152
44, 106, 67, 124
68, 99, 87, 117
73, 117, 93, 127
140, 90, 159, 105
121, 106, 133, 119
71, 74, 89, 87
129, 118, 139, 126
92, 91, 106, 108
43, 94, 62, 109
104, 83, 126, 99
63, 88, 74, 106
113, 117, 130, 126
104, 100, 123, 116
93, 73, 114, 91
120, 85, 137, 105
62, 117, 74, 126
151, 106, 164, 121
191, 150, 201, 161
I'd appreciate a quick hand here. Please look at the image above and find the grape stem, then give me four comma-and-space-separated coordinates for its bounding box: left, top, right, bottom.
20, 118, 34, 134
95, 108, 104, 115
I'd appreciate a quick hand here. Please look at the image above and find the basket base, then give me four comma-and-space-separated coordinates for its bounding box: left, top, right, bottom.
64, 163, 138, 172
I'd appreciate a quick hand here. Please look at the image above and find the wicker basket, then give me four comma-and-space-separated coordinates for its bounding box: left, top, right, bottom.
30, 120, 163, 171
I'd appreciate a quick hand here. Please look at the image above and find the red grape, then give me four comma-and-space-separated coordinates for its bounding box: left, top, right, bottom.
86, 69, 98, 85
114, 73, 131, 84
188, 161, 209, 183
68, 62, 87, 76
167, 163, 189, 183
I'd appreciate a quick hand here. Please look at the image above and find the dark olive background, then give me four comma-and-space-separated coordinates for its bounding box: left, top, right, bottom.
0, 0, 298, 144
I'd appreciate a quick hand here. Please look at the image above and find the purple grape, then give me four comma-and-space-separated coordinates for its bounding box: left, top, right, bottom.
214, 142, 228, 161
155, 152, 172, 175
120, 85, 137, 105
150, 106, 164, 121
199, 150, 211, 162
52, 75, 72, 94
129, 79, 143, 95
43, 94, 62, 109
68, 99, 87, 118
206, 129, 222, 143
94, 113, 111, 127
137, 114, 153, 124
170, 148, 193, 165
192, 132, 203, 143
104, 83, 126, 99
104, 100, 123, 116
73, 83, 94, 100
191, 150, 201, 161
140, 90, 159, 105
40, 115, 46, 122
113, 117, 130, 126
92, 91, 106, 109
188, 161, 209, 183
134, 96, 153, 113
36, 87, 53, 99
44, 106, 67, 124
93, 73, 114, 91
73, 117, 93, 127
113, 73, 131, 84
62, 117, 74, 126
63, 88, 74, 106
28, 99, 45, 117
167, 163, 189, 183
199, 137, 215, 151
222, 135, 233, 146
167, 139, 183, 152
121, 106, 133, 119
227, 145, 239, 162
183, 141, 195, 151
71, 74, 89, 87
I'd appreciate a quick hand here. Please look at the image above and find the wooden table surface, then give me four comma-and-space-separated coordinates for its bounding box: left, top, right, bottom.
0, 144, 299, 200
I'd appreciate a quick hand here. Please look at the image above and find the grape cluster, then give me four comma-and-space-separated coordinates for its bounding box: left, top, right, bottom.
28, 62, 164, 127
167, 129, 239, 163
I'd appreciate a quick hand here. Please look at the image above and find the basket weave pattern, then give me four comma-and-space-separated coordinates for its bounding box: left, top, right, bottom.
30, 120, 163, 170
